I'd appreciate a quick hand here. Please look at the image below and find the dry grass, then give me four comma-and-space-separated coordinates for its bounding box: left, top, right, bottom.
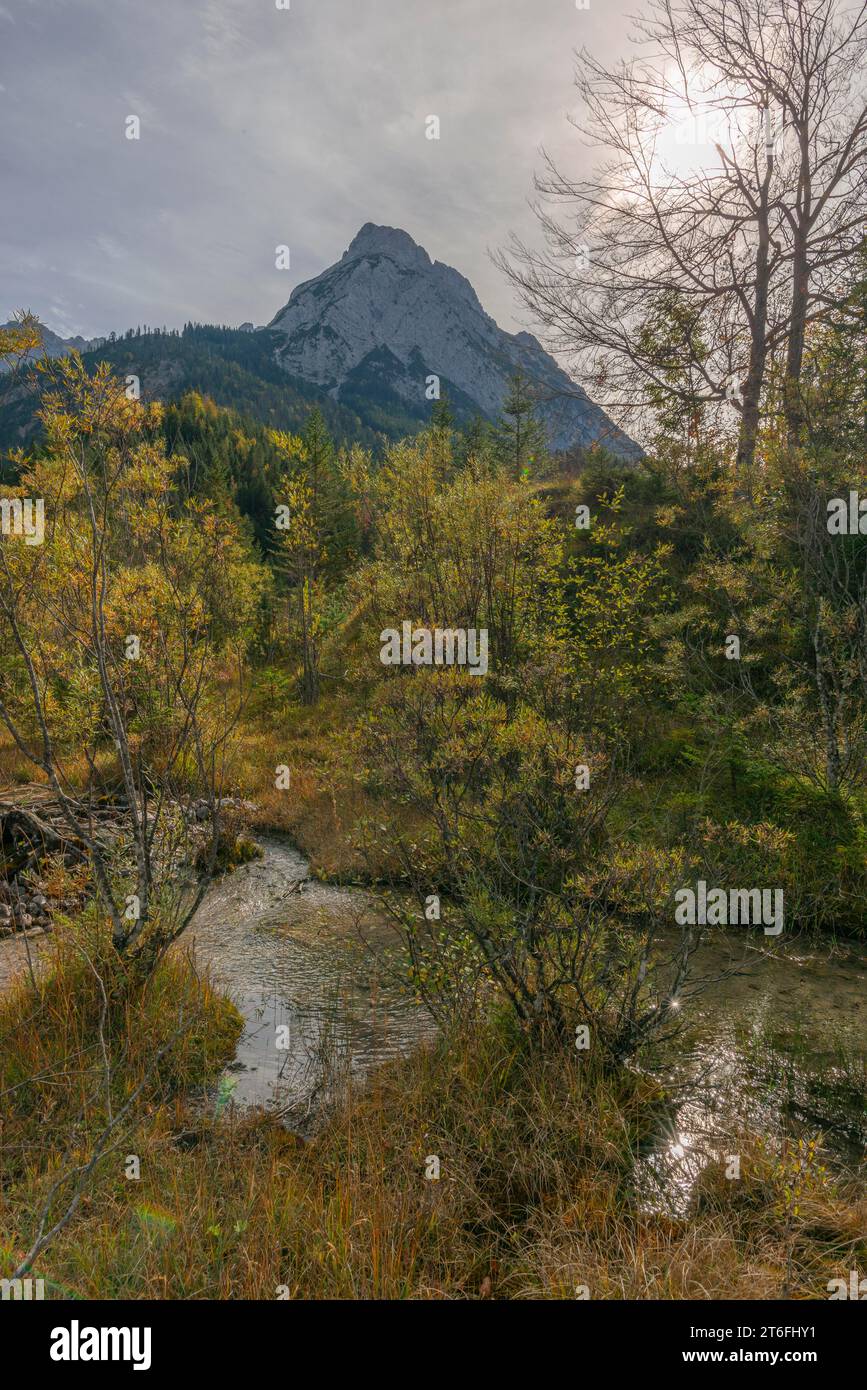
1, 696, 863, 1301
0, 683, 387, 883
1, 946, 862, 1300
223, 683, 422, 881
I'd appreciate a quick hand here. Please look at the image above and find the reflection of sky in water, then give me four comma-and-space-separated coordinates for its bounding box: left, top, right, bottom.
0, 830, 858, 1215
189, 838, 865, 1205
634, 930, 866, 1214
188, 838, 436, 1119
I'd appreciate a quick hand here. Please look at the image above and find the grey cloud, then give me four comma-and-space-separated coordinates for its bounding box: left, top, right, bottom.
1, 0, 630, 339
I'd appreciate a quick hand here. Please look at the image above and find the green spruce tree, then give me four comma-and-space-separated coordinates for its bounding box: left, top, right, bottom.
496, 369, 549, 480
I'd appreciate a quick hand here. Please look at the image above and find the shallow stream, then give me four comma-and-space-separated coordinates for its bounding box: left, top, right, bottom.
191, 836, 864, 1204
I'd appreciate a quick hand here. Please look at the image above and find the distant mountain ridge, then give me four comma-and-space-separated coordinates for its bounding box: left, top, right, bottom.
0, 321, 104, 370
0, 325, 383, 455
1, 225, 638, 459
267, 223, 640, 458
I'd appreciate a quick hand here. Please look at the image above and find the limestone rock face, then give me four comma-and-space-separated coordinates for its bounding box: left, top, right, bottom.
267, 223, 639, 457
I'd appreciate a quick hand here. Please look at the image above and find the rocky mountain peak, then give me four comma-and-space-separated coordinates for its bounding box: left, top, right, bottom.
266, 226, 640, 458
343, 223, 433, 272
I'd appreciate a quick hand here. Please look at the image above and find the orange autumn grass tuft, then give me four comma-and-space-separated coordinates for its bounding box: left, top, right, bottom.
1, 938, 863, 1300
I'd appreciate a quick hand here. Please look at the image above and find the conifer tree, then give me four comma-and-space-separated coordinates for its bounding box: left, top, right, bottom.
496, 369, 549, 480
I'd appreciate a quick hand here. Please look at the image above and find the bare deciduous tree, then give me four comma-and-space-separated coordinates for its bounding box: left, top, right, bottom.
498, 0, 867, 465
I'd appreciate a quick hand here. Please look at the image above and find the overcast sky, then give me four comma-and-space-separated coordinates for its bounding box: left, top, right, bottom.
1, 0, 636, 341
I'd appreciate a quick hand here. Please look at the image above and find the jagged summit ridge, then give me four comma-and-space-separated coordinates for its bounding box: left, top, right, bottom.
343, 222, 432, 270
266, 225, 639, 457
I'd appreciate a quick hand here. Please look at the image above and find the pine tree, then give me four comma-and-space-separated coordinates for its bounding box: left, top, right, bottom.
430, 393, 454, 431
303, 407, 333, 511
496, 369, 549, 480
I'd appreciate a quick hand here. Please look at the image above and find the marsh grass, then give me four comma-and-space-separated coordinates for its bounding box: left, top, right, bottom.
0, 920, 242, 1283
1, 946, 862, 1300
223, 680, 422, 880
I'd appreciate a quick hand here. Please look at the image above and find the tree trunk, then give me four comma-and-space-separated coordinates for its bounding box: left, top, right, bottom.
785, 227, 810, 450
784, 118, 812, 451
299, 576, 319, 706
736, 151, 773, 472
812, 617, 842, 792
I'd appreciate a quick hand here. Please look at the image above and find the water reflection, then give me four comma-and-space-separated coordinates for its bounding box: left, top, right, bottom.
190, 837, 865, 1206
188, 837, 435, 1120
634, 931, 866, 1213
